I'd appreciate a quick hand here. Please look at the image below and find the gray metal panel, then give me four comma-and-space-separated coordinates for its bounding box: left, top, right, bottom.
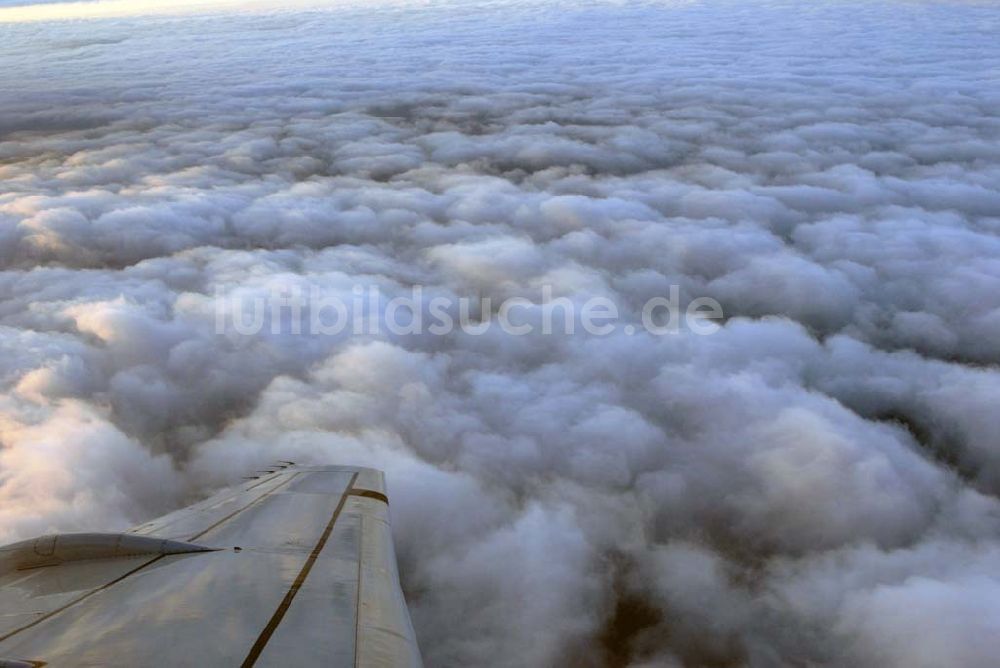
0, 551, 303, 665
285, 470, 359, 496
355, 498, 422, 668
198, 473, 354, 550
0, 557, 149, 638
126, 471, 297, 541
352, 469, 387, 496
252, 514, 362, 667
0, 465, 422, 668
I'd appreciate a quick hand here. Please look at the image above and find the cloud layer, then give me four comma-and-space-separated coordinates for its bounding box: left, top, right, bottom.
1, 1, 1000, 665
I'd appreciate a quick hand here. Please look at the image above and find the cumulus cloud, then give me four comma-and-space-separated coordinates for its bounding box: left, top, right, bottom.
1, 0, 999, 665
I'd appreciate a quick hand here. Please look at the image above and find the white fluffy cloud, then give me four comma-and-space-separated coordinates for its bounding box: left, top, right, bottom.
1, 0, 999, 665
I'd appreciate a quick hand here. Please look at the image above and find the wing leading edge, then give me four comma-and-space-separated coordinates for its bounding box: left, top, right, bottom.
0, 465, 422, 668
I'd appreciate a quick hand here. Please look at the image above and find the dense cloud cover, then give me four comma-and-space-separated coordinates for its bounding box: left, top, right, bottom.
1, 0, 1000, 665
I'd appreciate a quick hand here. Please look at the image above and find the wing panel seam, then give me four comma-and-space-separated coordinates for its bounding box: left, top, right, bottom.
239, 472, 360, 668
0, 555, 165, 645
0, 473, 300, 648
187, 472, 300, 542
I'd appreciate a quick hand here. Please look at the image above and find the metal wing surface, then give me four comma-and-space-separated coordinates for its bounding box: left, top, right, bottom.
0, 465, 422, 668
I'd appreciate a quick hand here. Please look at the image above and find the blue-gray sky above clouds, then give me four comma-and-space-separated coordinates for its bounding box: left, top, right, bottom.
1, 1, 999, 666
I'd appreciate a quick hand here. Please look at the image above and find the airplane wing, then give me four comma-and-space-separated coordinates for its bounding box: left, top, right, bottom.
0, 465, 422, 668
